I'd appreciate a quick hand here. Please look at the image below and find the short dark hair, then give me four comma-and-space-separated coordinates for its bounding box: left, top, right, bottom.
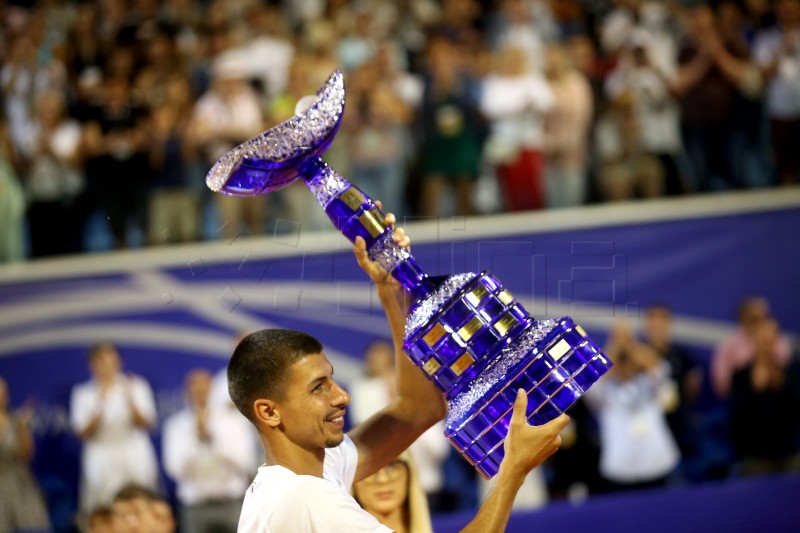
227, 329, 323, 423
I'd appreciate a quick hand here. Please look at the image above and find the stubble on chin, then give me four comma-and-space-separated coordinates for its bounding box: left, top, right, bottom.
325, 435, 344, 448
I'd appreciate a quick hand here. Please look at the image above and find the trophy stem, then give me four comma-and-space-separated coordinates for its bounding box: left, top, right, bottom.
298, 156, 437, 301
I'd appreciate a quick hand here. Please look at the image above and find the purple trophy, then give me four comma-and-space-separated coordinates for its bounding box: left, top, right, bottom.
206, 70, 612, 479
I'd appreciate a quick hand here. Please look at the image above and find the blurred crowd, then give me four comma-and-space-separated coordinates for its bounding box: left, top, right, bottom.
1, 295, 798, 532
0, 0, 798, 262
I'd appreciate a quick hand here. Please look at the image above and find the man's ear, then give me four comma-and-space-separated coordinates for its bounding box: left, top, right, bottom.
253, 399, 281, 428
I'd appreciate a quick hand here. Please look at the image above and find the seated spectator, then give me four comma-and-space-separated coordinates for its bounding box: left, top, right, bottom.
69, 343, 160, 514
711, 296, 792, 398
585, 321, 680, 492
0, 376, 51, 533
162, 369, 256, 533
352, 451, 433, 533
112, 484, 175, 533
729, 319, 800, 475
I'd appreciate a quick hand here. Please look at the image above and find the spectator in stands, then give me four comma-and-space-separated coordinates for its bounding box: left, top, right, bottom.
488, 0, 553, 72
753, 0, 800, 185
0, 114, 25, 263
418, 35, 483, 217
711, 296, 792, 398
189, 51, 265, 240
729, 319, 800, 475
162, 369, 256, 533
112, 484, 175, 533
586, 321, 680, 492
543, 42, 593, 208
238, 2, 295, 99
482, 44, 554, 212
594, 93, 665, 201
132, 24, 184, 110
641, 303, 702, 458
348, 57, 413, 222
352, 451, 434, 533
81, 75, 150, 249
147, 101, 198, 245
19, 90, 86, 257
673, 3, 762, 191
70, 343, 160, 513
0, 377, 51, 533
349, 339, 396, 424
605, 31, 686, 195
2, 30, 68, 154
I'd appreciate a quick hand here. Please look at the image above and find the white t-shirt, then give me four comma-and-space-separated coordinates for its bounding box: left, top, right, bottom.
585, 362, 680, 483
237, 435, 392, 532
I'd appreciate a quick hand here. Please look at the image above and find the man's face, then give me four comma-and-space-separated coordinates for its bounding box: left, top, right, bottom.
276, 353, 351, 449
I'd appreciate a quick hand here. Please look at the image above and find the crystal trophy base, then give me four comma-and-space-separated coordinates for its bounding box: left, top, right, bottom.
206, 70, 612, 479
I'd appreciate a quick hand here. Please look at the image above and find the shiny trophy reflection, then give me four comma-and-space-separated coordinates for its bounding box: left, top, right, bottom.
206, 70, 612, 479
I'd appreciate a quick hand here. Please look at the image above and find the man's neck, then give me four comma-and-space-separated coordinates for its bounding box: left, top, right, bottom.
261, 435, 327, 478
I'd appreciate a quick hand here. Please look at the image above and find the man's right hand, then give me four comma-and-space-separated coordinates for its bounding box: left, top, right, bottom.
501, 389, 569, 477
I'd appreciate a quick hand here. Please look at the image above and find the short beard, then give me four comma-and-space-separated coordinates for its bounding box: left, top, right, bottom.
325, 435, 344, 448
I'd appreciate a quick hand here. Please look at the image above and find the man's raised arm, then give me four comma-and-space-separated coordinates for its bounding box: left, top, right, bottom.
347, 212, 447, 482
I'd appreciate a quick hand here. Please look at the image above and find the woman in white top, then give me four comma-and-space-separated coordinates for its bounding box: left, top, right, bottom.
70, 343, 159, 513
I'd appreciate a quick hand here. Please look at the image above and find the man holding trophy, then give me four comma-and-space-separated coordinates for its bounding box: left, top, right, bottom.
227, 218, 569, 532
209, 70, 610, 531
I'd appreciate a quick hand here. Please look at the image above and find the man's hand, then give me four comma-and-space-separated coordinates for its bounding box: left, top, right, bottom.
352, 207, 409, 284
460, 390, 569, 533
352, 205, 410, 309
501, 390, 569, 478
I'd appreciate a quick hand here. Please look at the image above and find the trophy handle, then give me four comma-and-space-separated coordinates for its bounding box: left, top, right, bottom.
298, 156, 436, 300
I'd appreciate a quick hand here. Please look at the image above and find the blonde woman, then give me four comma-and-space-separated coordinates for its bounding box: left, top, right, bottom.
353, 451, 433, 533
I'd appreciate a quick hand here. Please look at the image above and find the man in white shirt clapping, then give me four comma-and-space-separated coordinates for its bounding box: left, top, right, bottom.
163, 369, 257, 533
